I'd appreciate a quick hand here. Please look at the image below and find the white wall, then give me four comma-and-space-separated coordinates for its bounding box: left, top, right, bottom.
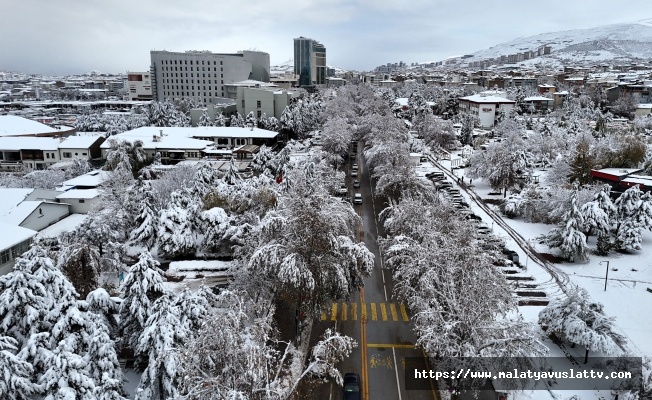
20, 203, 70, 231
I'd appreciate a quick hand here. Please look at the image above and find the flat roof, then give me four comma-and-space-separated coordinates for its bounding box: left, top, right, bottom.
0, 115, 60, 137
592, 168, 643, 177
459, 94, 515, 104
36, 214, 87, 239
60, 170, 111, 187
57, 189, 102, 199
99, 127, 216, 150
0, 136, 61, 150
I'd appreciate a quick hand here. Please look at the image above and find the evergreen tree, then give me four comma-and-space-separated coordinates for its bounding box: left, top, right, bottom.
568, 134, 595, 186
119, 252, 167, 354
615, 185, 644, 251
135, 294, 186, 400
229, 113, 244, 128
56, 242, 101, 298
197, 110, 211, 127
0, 336, 35, 400
224, 157, 241, 185
85, 312, 127, 400
542, 194, 588, 261
38, 337, 95, 400
213, 112, 226, 127
129, 181, 159, 250
245, 111, 256, 128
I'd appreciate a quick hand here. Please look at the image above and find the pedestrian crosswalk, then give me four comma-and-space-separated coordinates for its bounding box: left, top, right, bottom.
321, 302, 410, 322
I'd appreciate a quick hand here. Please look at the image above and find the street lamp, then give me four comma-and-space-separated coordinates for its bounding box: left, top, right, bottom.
599, 261, 610, 291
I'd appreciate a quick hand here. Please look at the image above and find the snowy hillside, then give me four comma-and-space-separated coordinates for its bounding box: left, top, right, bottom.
469, 19, 652, 63
270, 60, 348, 76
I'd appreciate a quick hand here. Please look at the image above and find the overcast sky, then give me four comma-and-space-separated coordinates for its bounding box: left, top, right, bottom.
1, 0, 651, 76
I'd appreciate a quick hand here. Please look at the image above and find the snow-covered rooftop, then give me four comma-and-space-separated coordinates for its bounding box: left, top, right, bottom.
36, 214, 87, 239
0, 115, 60, 137
460, 94, 515, 104
59, 135, 104, 148
637, 103, 652, 108
57, 189, 102, 199
100, 127, 215, 151
0, 188, 34, 216
192, 126, 279, 139
0, 221, 36, 250
60, 170, 111, 188
0, 200, 43, 225
523, 96, 553, 102
226, 79, 277, 87
593, 167, 643, 177
0, 136, 60, 150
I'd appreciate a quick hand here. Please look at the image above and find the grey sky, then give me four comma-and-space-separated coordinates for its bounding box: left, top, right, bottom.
1, 0, 650, 75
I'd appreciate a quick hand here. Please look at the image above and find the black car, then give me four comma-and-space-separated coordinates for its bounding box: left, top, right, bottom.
353, 180, 360, 188
343, 373, 361, 400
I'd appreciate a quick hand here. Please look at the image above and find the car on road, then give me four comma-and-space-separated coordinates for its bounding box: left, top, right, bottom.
351, 170, 358, 177
338, 184, 348, 196
353, 179, 360, 188
353, 193, 362, 204
343, 373, 361, 400
352, 163, 358, 169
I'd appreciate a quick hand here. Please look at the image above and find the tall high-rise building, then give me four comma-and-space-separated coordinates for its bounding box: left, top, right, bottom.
150, 50, 270, 104
293, 37, 326, 86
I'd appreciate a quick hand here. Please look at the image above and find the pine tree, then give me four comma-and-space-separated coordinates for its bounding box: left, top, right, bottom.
213, 112, 226, 127
615, 185, 644, 251
539, 287, 626, 362
568, 134, 595, 186
543, 194, 588, 261
224, 157, 241, 185
119, 252, 167, 354
85, 312, 127, 400
157, 203, 196, 259
55, 242, 101, 298
229, 113, 244, 128
135, 294, 186, 400
86, 288, 120, 338
129, 181, 159, 250
197, 110, 211, 127
199, 207, 230, 253
0, 336, 36, 400
245, 111, 256, 128
38, 337, 96, 400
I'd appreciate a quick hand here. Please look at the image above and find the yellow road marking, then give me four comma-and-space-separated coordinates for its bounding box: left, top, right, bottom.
351, 303, 357, 321
367, 343, 415, 349
342, 303, 348, 321
321, 311, 327, 321
400, 303, 409, 322
331, 303, 337, 322
361, 302, 367, 321
390, 303, 398, 321
380, 303, 388, 321
360, 289, 369, 400
370, 303, 377, 321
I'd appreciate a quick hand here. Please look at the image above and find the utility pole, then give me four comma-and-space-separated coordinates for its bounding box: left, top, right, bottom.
600, 261, 610, 291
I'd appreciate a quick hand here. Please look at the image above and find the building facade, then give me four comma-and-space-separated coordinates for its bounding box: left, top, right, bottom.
236, 86, 298, 120
126, 71, 153, 101
458, 92, 515, 128
150, 50, 270, 105
293, 37, 326, 86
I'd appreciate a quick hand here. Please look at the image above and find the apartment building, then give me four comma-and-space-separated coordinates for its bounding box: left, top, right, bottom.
150, 50, 270, 105
294, 37, 327, 86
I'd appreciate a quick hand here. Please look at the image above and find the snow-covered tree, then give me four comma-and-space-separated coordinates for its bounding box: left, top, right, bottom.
251, 144, 274, 172
56, 242, 101, 298
213, 112, 226, 127
320, 116, 353, 166
86, 288, 120, 338
157, 193, 197, 259
197, 110, 211, 127
245, 111, 256, 128
199, 207, 230, 253
119, 252, 167, 354
539, 287, 626, 362
246, 168, 374, 315
84, 311, 127, 400
229, 112, 245, 128
0, 336, 36, 399
224, 157, 241, 185
129, 180, 159, 250
615, 185, 645, 251
38, 337, 96, 400
135, 293, 186, 400
541, 193, 588, 262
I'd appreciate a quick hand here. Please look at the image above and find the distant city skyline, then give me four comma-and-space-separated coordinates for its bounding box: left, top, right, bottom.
1, 0, 651, 75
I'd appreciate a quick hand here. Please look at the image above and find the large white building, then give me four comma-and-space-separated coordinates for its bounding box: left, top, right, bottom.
126, 71, 153, 101
458, 92, 516, 128
150, 50, 270, 105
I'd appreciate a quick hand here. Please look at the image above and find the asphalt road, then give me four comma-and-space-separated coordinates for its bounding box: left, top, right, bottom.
309, 143, 439, 400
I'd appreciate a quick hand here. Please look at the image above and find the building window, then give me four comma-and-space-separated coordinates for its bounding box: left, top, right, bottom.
217, 138, 229, 145
257, 110, 262, 118
82, 152, 87, 156
79, 199, 85, 204
220, 61, 223, 65
256, 100, 261, 108
46, 153, 49, 159
242, 100, 245, 107
62, 152, 72, 158
0, 249, 10, 264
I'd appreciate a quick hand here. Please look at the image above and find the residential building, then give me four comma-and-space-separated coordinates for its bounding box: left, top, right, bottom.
0, 135, 105, 171
150, 50, 270, 105
56, 189, 101, 214
235, 86, 298, 120
458, 92, 515, 128
0, 115, 76, 137
0, 222, 35, 275
293, 37, 327, 86
126, 71, 153, 101
522, 96, 553, 113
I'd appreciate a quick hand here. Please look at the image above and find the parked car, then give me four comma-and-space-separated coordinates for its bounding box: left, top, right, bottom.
351, 170, 358, 177
352, 163, 358, 169
343, 373, 361, 400
353, 193, 362, 204
353, 180, 360, 188
338, 185, 348, 196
